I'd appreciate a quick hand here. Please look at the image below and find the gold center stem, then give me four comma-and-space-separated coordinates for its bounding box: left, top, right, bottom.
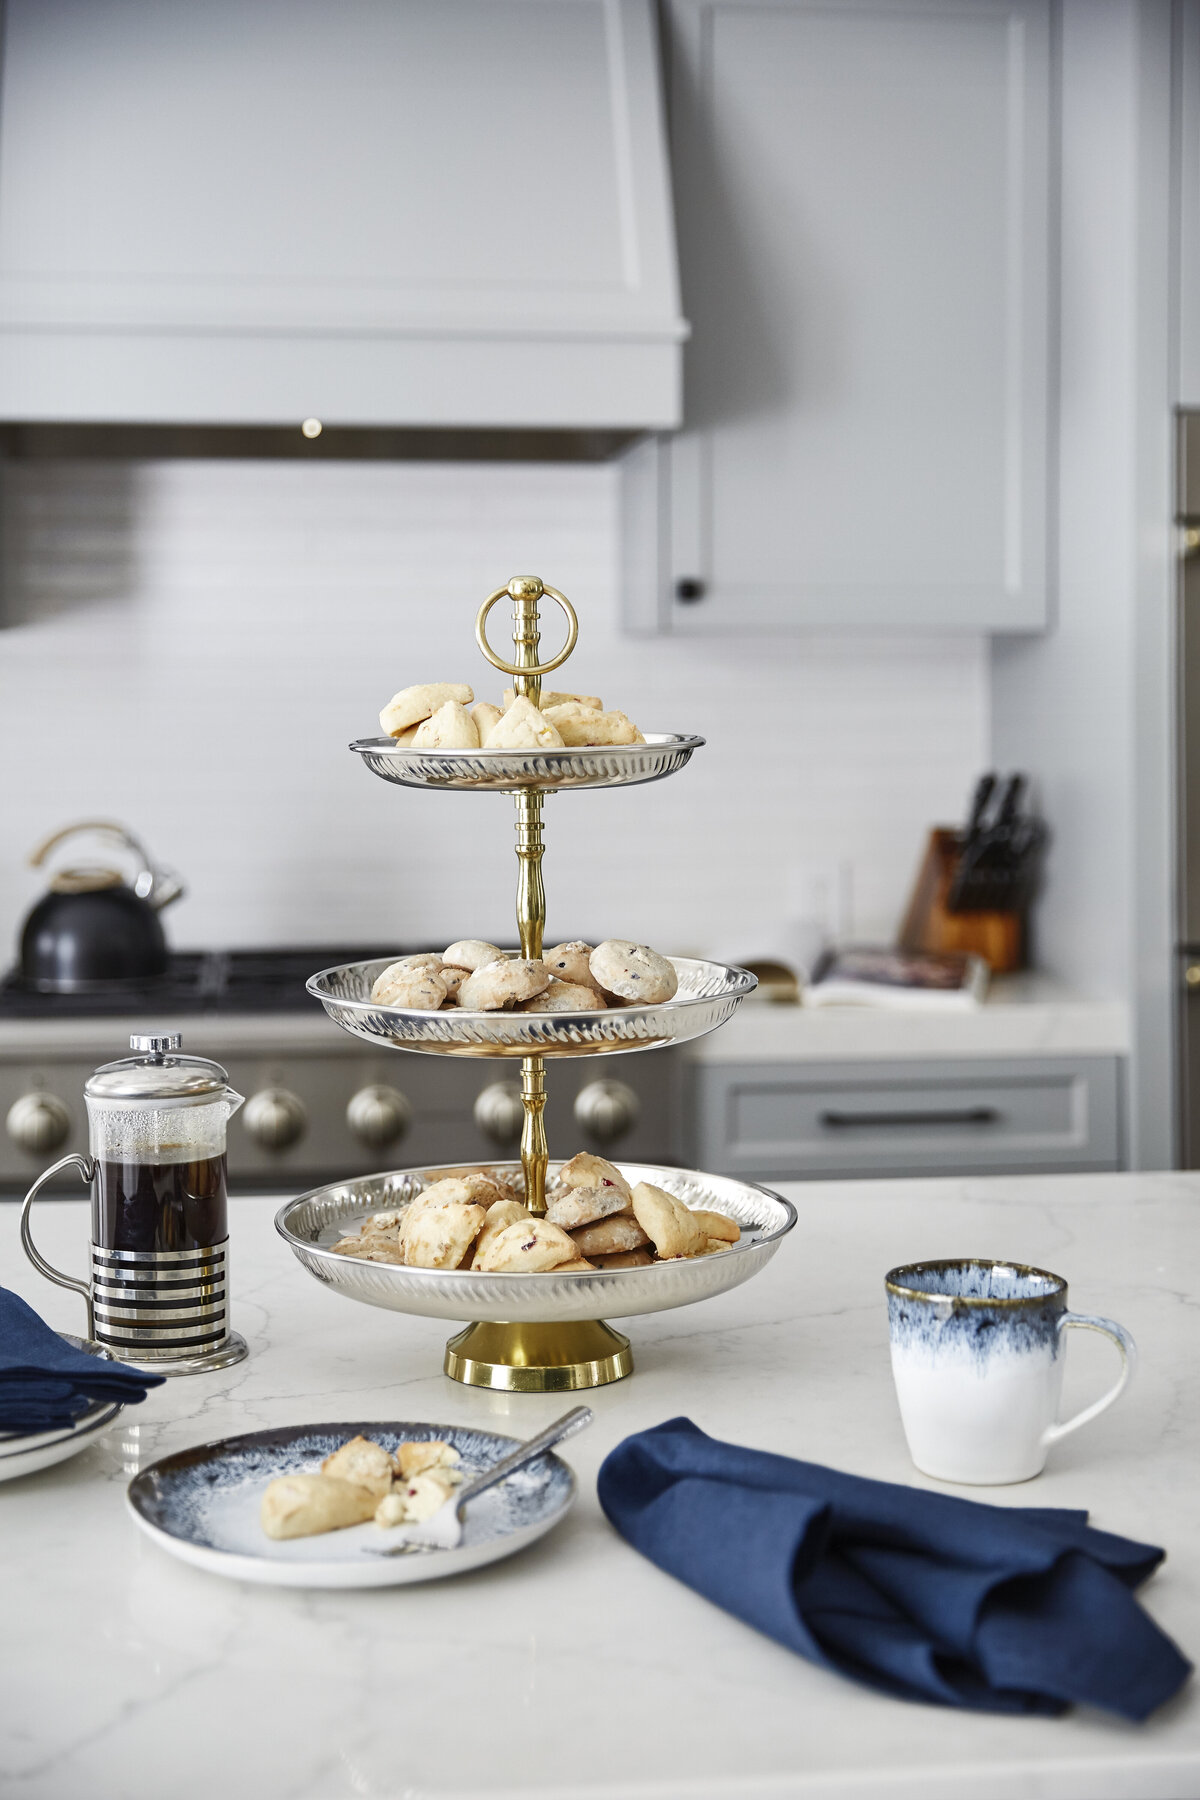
511, 585, 549, 1214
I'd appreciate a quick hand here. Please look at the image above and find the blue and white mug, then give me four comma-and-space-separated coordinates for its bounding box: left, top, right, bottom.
885, 1259, 1136, 1485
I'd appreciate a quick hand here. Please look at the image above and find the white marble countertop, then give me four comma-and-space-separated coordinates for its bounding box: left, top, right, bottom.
688, 976, 1129, 1063
1, 1172, 1196, 1800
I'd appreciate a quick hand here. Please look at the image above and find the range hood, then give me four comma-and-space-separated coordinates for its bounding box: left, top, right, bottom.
0, 0, 686, 439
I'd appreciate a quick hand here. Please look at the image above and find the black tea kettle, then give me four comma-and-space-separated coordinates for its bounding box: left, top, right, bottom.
19, 821, 185, 991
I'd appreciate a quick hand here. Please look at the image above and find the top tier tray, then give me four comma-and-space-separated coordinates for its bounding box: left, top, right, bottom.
350, 733, 705, 793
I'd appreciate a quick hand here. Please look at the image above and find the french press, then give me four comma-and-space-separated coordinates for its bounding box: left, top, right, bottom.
20, 1034, 248, 1374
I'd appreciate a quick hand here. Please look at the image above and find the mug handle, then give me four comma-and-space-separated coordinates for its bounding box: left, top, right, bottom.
20, 1154, 97, 1340
1041, 1311, 1137, 1445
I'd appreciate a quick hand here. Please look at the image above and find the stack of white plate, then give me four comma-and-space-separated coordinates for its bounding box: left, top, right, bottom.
0, 1396, 123, 1482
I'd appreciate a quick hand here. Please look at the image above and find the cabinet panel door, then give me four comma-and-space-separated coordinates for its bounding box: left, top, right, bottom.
660, 0, 1050, 631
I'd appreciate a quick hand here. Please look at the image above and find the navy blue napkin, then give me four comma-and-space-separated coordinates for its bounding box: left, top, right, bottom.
0, 1286, 165, 1433
598, 1418, 1191, 1720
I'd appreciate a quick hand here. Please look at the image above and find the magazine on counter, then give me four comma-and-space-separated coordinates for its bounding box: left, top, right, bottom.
804, 947, 990, 1011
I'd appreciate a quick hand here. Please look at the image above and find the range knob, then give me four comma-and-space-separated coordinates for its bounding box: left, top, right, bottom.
574, 1079, 639, 1143
243, 1086, 308, 1151
347, 1084, 412, 1150
474, 1080, 524, 1146
6, 1091, 71, 1155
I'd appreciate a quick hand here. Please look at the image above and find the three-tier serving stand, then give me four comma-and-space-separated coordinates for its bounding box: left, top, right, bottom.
278, 579, 795, 1391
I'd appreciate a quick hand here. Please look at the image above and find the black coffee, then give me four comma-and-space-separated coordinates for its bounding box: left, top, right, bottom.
95, 1153, 228, 1253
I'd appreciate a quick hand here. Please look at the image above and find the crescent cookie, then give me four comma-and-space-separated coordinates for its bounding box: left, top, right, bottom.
546, 1184, 633, 1231
519, 978, 606, 1012
568, 1214, 650, 1256
630, 1181, 708, 1260
380, 682, 473, 738
443, 939, 505, 971
690, 1209, 740, 1243
401, 1202, 486, 1269
542, 942, 604, 993
543, 704, 642, 747
589, 940, 678, 1005
395, 1440, 461, 1481
557, 1151, 633, 1206
459, 958, 551, 1010
472, 701, 504, 743
478, 1218, 579, 1273
411, 700, 480, 750
593, 1248, 656, 1269
504, 688, 603, 713
321, 1435, 397, 1499
470, 1199, 532, 1268
261, 1474, 379, 1540
485, 695, 564, 750
370, 964, 449, 1010
439, 966, 466, 1004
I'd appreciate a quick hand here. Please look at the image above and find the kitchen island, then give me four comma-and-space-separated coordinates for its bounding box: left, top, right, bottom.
1, 1173, 1197, 1800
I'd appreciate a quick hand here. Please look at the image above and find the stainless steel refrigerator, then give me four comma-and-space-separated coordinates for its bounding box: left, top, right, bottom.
1177, 412, 1200, 1160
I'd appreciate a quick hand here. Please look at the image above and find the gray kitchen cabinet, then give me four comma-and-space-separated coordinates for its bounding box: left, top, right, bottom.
1181, 0, 1200, 407
623, 0, 1051, 632
0, 0, 684, 429
691, 1056, 1122, 1181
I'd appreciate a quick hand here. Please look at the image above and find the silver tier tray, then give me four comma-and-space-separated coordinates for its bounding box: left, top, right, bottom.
307, 956, 757, 1059
275, 1161, 796, 1325
350, 732, 705, 793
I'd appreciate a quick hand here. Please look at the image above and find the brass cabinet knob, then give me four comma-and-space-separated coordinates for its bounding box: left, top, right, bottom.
243, 1086, 308, 1151
1186, 964, 1200, 988
346, 1084, 412, 1150
6, 1091, 71, 1155
573, 1078, 640, 1143
474, 1081, 525, 1145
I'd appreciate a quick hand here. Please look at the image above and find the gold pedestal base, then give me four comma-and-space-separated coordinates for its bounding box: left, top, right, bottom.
444, 1319, 633, 1392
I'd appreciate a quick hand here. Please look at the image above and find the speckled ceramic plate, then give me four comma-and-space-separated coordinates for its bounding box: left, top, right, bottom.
126, 1421, 577, 1588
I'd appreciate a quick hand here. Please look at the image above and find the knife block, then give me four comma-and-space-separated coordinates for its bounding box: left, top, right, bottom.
898, 829, 1024, 973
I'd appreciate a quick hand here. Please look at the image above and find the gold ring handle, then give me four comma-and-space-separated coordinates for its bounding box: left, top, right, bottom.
475, 582, 579, 678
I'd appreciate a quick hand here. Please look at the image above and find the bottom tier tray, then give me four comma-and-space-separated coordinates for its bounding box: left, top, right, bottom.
276, 1161, 796, 1392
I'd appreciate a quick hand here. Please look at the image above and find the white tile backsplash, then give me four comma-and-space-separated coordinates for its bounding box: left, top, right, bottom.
0, 458, 988, 963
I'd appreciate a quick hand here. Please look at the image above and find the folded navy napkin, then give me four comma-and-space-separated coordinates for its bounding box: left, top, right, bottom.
0, 1286, 165, 1433
598, 1418, 1191, 1720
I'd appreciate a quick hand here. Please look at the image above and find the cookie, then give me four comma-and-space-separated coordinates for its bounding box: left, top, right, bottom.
370, 963, 449, 1010
478, 1217, 579, 1273
542, 705, 642, 747
504, 687, 603, 713
439, 966, 467, 1004
459, 958, 551, 1010
262, 1474, 379, 1539
592, 1248, 655, 1269
691, 1209, 740, 1243
400, 1202, 486, 1269
630, 1181, 707, 1260
554, 1256, 597, 1272
380, 683, 473, 738
472, 701, 504, 743
443, 939, 504, 971
395, 1440, 461, 1481
329, 1237, 405, 1264
546, 1184, 633, 1231
469, 1199, 531, 1268
589, 940, 678, 1005
568, 1214, 650, 1256
519, 978, 606, 1012
411, 700, 480, 750
377, 1469, 458, 1525
485, 696, 564, 750
542, 942, 604, 993
320, 1435, 396, 1499
557, 1151, 633, 1206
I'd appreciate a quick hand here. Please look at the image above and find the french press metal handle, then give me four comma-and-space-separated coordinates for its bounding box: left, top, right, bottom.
19, 1153, 98, 1339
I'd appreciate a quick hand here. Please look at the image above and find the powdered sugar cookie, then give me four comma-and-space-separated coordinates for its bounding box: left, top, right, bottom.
557, 1152, 633, 1206
479, 1217, 579, 1273
470, 1199, 531, 1269
439, 966, 466, 1004
459, 958, 551, 1010
443, 939, 504, 971
411, 700, 480, 750
589, 940, 677, 1005
380, 682, 473, 738
485, 696, 564, 750
542, 942, 604, 993
546, 1184, 632, 1231
370, 965, 449, 1010
519, 979, 606, 1012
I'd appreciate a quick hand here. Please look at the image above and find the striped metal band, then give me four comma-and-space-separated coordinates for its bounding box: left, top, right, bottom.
90, 1239, 231, 1352
93, 1240, 228, 1267
95, 1323, 229, 1354
93, 1295, 227, 1325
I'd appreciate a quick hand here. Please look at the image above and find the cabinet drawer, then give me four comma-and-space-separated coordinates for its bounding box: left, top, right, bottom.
691, 1057, 1122, 1179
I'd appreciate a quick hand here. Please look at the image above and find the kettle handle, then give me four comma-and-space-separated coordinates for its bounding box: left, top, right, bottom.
20, 1154, 97, 1339
27, 821, 184, 912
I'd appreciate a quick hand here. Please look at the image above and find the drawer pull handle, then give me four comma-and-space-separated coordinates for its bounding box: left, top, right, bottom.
819, 1107, 1000, 1129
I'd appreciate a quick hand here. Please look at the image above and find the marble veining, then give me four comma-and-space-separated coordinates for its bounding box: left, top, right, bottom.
1, 1173, 1198, 1800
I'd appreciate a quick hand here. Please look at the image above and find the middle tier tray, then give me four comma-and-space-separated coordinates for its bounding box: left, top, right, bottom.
307, 956, 757, 1058
350, 733, 705, 793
